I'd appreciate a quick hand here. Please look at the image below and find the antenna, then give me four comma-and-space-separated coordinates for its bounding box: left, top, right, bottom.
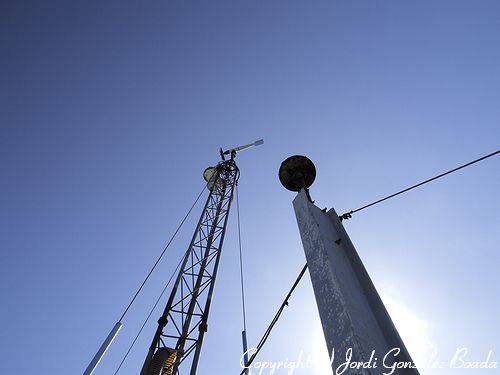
220, 139, 264, 159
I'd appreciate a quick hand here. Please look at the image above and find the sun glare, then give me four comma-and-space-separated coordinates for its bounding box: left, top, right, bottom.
380, 293, 435, 369
308, 293, 434, 374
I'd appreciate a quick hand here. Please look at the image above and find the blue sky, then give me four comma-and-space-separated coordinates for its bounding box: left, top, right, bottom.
1, 1, 499, 374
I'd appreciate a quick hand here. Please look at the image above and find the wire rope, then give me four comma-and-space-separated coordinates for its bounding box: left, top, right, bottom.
340, 150, 499, 220
118, 183, 207, 323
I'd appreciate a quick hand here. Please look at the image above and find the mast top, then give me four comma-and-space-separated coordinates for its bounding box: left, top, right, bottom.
220, 139, 264, 160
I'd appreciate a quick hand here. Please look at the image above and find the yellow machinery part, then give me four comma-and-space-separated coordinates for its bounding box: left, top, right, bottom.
161, 351, 177, 375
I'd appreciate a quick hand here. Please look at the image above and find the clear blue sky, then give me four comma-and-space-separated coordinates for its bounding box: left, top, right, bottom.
1, 1, 499, 374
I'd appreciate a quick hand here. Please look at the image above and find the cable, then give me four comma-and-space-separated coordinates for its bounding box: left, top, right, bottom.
236, 184, 248, 331
118, 184, 207, 323
113, 253, 185, 374
236, 184, 250, 375
239, 263, 308, 375
340, 150, 499, 220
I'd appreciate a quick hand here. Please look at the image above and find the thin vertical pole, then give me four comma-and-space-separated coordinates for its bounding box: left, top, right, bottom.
242, 330, 249, 374
83, 322, 122, 375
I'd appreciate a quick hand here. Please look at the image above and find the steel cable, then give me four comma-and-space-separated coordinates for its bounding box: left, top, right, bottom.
118, 183, 207, 323
239, 264, 308, 375
340, 150, 499, 220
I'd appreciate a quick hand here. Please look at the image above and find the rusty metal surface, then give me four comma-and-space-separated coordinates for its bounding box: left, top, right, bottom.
279, 155, 316, 191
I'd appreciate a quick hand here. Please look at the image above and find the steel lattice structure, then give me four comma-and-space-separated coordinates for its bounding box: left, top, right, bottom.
141, 158, 239, 375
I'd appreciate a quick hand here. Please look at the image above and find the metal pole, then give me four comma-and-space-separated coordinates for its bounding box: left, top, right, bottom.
83, 322, 122, 375
241, 330, 249, 375
293, 189, 419, 374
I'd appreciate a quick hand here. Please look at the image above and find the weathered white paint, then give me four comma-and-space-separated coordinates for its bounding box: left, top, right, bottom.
293, 189, 418, 375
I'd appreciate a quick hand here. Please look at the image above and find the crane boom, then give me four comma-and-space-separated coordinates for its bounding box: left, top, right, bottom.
140, 157, 239, 375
